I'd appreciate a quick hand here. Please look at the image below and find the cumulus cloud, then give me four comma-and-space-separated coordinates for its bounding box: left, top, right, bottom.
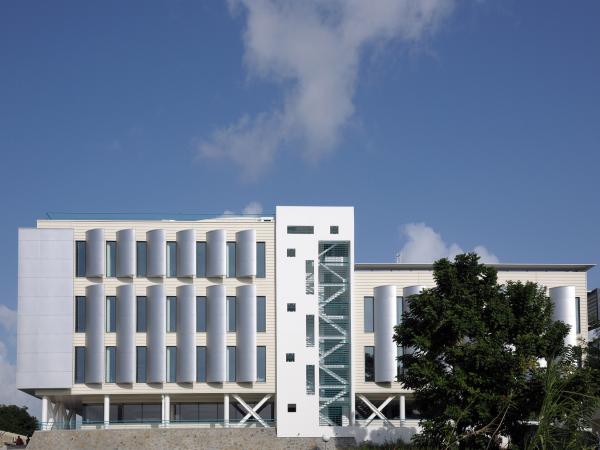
223, 201, 264, 216
199, 0, 455, 177
396, 223, 499, 264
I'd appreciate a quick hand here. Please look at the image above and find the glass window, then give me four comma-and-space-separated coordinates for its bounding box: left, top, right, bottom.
287, 404, 296, 413
226, 346, 236, 382
396, 296, 404, 325
364, 297, 374, 332
166, 297, 177, 332
227, 296, 236, 332
257, 346, 266, 382
306, 315, 315, 347
75, 296, 86, 332
106, 241, 116, 277
106, 346, 116, 383
256, 242, 266, 278
576, 297, 581, 334
286, 353, 295, 362
196, 296, 207, 332
287, 303, 296, 312
227, 242, 236, 277
196, 346, 207, 382
166, 242, 177, 278
166, 346, 177, 383
306, 365, 315, 395
365, 346, 375, 382
136, 296, 147, 332
106, 296, 116, 333
196, 242, 206, 277
287, 248, 295, 257
76, 241, 86, 277
75, 346, 85, 383
305, 260, 314, 294
136, 346, 147, 383
287, 226, 314, 234
330, 225, 339, 234
136, 241, 147, 277
257, 296, 266, 332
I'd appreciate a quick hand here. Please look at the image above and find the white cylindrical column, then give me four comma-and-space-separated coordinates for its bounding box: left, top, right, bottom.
86, 229, 105, 277
176, 229, 196, 278
116, 284, 135, 383
42, 396, 48, 430
400, 395, 406, 423
374, 285, 397, 383
207, 284, 226, 382
236, 229, 256, 278
164, 394, 170, 427
550, 286, 578, 347
224, 394, 229, 428
236, 284, 257, 382
207, 230, 226, 277
147, 284, 166, 383
103, 395, 110, 429
116, 229, 136, 278
177, 284, 196, 383
147, 229, 166, 278
85, 284, 104, 384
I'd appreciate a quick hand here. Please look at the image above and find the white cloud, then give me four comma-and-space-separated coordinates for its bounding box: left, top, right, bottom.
0, 304, 16, 333
223, 201, 264, 216
199, 0, 455, 177
396, 223, 499, 264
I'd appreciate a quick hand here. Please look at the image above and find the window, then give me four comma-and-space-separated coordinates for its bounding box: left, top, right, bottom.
257, 296, 266, 332
305, 260, 314, 294
136, 297, 147, 332
306, 315, 315, 347
365, 346, 375, 382
227, 296, 236, 332
166, 242, 177, 277
256, 242, 266, 278
287, 248, 296, 257
226, 242, 236, 277
287, 226, 314, 234
75, 347, 85, 383
106, 346, 116, 383
196, 242, 206, 277
257, 346, 266, 382
196, 346, 207, 382
106, 241, 116, 277
106, 296, 116, 333
396, 296, 404, 325
364, 297, 374, 332
196, 296, 206, 332
166, 297, 177, 332
136, 346, 147, 383
330, 225, 339, 234
287, 404, 296, 413
76, 241, 86, 277
576, 297, 581, 334
136, 241, 147, 277
75, 296, 86, 332
286, 353, 295, 362
166, 346, 177, 383
226, 346, 236, 382
306, 365, 315, 395
287, 303, 296, 312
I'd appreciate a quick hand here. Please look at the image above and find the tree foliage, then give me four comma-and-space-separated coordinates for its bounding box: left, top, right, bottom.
0, 404, 37, 437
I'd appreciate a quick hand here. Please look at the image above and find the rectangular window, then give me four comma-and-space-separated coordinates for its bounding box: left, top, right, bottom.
256, 242, 266, 278
106, 241, 116, 277
75, 346, 85, 383
196, 242, 206, 277
196, 346, 207, 382
305, 260, 314, 294
287, 226, 314, 234
106, 296, 116, 333
287, 248, 295, 257
364, 297, 374, 332
136, 241, 147, 277
166, 346, 177, 383
287, 404, 296, 413
306, 365, 315, 395
226, 242, 236, 277
306, 315, 315, 347
227, 296, 236, 332
75, 296, 86, 332
76, 241, 86, 277
166, 297, 177, 332
257, 296, 266, 332
257, 346, 266, 382
196, 296, 207, 332
136, 296, 147, 332
330, 225, 339, 234
136, 346, 147, 383
226, 346, 236, 382
576, 297, 581, 334
396, 296, 404, 325
106, 346, 116, 383
365, 346, 375, 382
166, 242, 177, 278
287, 303, 296, 312
286, 353, 295, 362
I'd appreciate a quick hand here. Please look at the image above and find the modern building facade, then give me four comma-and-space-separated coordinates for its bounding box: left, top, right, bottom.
17, 206, 593, 442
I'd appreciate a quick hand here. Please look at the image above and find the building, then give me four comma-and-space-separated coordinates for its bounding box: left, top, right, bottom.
17, 206, 593, 442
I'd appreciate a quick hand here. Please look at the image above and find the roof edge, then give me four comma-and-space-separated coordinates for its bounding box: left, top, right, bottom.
355, 263, 595, 272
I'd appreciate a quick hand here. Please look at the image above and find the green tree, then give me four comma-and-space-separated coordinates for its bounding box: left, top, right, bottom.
0, 404, 38, 437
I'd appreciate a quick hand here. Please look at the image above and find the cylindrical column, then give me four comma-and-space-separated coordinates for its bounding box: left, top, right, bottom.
403, 286, 423, 357
177, 284, 196, 383
236, 230, 256, 278
207, 284, 226, 382
164, 394, 170, 427
400, 395, 406, 423
42, 397, 48, 430
116, 284, 135, 383
224, 394, 230, 428
550, 286, 578, 347
207, 230, 226, 277
147, 284, 166, 383
374, 285, 397, 383
86, 229, 105, 277
85, 284, 104, 384
177, 229, 196, 278
116, 229, 135, 278
103, 395, 110, 428
236, 284, 256, 382
147, 229, 166, 278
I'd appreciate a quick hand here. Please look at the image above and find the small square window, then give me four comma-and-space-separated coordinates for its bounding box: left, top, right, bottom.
287, 303, 296, 312
287, 404, 296, 413
286, 353, 295, 362
287, 248, 296, 257
330, 226, 339, 234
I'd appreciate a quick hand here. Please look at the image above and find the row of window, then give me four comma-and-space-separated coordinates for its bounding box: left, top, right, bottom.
75, 295, 267, 333
75, 241, 267, 278
363, 296, 404, 332
74, 346, 267, 384
363, 345, 403, 382
286, 225, 339, 235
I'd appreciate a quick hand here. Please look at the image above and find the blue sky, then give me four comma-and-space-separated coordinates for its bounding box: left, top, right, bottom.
1, 0, 599, 414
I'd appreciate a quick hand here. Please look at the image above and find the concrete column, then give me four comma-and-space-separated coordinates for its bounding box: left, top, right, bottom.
224, 394, 229, 428
103, 395, 110, 429
400, 395, 406, 423
41, 396, 48, 430
164, 395, 170, 427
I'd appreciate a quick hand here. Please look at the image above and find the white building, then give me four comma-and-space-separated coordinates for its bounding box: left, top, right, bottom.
17, 206, 592, 442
